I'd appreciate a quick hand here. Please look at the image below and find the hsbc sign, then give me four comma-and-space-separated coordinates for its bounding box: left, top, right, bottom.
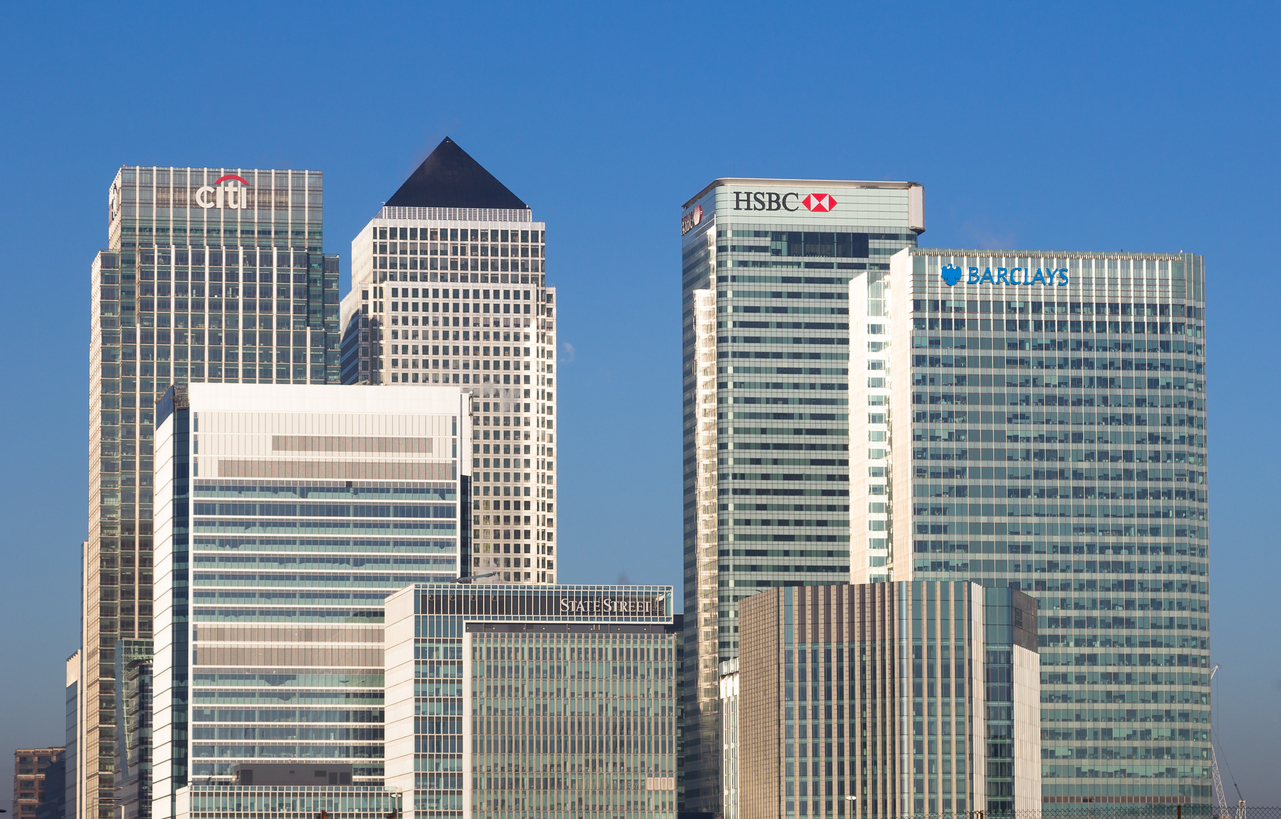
731, 191, 838, 213
196, 174, 250, 210
680, 204, 703, 235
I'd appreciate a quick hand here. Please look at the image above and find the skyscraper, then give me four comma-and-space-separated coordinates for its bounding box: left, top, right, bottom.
731, 581, 1041, 819
341, 137, 558, 585
383, 583, 681, 819
150, 383, 471, 819
84, 167, 340, 819
849, 248, 1210, 806
678, 179, 925, 812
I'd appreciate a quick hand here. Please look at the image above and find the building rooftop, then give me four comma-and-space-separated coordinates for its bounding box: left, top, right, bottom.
385, 137, 527, 210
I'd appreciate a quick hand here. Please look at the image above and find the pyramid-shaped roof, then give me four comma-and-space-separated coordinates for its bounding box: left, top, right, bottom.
385, 137, 527, 210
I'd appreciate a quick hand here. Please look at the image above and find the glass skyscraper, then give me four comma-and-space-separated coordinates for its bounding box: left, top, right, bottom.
341, 137, 558, 586
678, 179, 926, 812
850, 248, 1210, 806
383, 583, 681, 819
85, 167, 340, 819
731, 581, 1041, 819
150, 383, 471, 819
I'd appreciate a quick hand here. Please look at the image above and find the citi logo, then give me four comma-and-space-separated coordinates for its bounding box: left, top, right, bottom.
731, 191, 839, 213
195, 174, 250, 210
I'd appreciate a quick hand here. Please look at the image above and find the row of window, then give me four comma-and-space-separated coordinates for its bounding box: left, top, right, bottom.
112, 280, 326, 297
376, 242, 542, 258
914, 484, 1205, 501
724, 289, 847, 300
391, 344, 529, 357
376, 227, 541, 243
910, 355, 1203, 372
908, 337, 1197, 354
134, 248, 314, 267
389, 360, 534, 376
386, 287, 534, 300
375, 257, 541, 275
912, 318, 1204, 337
911, 448, 1206, 465
915, 299, 1201, 318
192, 555, 452, 568
913, 499, 1205, 515
383, 300, 534, 316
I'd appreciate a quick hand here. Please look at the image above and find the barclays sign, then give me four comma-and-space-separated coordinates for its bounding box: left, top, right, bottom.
941, 263, 1068, 287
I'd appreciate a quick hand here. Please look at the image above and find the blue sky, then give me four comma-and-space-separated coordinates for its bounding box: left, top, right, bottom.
1, 0, 1278, 808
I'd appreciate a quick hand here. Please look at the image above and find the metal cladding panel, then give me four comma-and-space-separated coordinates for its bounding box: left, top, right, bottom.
908, 184, 925, 233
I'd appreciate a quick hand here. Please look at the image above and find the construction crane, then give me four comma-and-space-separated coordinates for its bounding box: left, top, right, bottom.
1210, 665, 1246, 819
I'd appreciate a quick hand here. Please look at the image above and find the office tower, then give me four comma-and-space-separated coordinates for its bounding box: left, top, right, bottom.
150, 384, 470, 819
678, 179, 926, 812
114, 640, 153, 819
849, 249, 1209, 805
65, 652, 81, 819
13, 749, 65, 819
383, 583, 681, 819
340, 137, 558, 585
729, 582, 1040, 819
84, 167, 341, 819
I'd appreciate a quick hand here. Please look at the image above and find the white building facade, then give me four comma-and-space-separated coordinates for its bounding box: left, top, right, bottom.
341, 138, 558, 585
150, 383, 471, 819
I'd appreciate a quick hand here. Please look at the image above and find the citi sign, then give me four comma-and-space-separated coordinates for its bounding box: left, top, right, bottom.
732, 191, 837, 213
941, 263, 1069, 287
195, 174, 250, 210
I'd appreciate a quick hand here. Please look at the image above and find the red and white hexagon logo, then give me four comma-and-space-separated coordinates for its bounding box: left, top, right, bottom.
802, 193, 837, 212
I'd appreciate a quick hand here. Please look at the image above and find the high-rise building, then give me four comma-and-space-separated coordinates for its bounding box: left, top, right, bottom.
13, 749, 65, 819
65, 651, 82, 819
678, 179, 926, 812
383, 583, 681, 819
340, 137, 558, 585
84, 166, 341, 819
149, 383, 471, 819
847, 248, 1210, 806
730, 581, 1041, 819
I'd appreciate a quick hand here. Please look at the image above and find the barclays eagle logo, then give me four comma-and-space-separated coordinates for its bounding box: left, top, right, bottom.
941, 263, 963, 286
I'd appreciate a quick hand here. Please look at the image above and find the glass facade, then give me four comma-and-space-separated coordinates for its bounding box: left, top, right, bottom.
679, 179, 925, 812
114, 639, 153, 819
85, 166, 340, 819
732, 582, 1040, 819
175, 783, 400, 819
151, 384, 470, 819
383, 584, 680, 819
851, 249, 1210, 805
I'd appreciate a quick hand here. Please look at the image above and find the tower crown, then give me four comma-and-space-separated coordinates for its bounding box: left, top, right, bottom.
386, 137, 527, 210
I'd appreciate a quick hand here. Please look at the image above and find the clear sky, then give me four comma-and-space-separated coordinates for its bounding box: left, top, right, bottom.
1, 0, 1278, 809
